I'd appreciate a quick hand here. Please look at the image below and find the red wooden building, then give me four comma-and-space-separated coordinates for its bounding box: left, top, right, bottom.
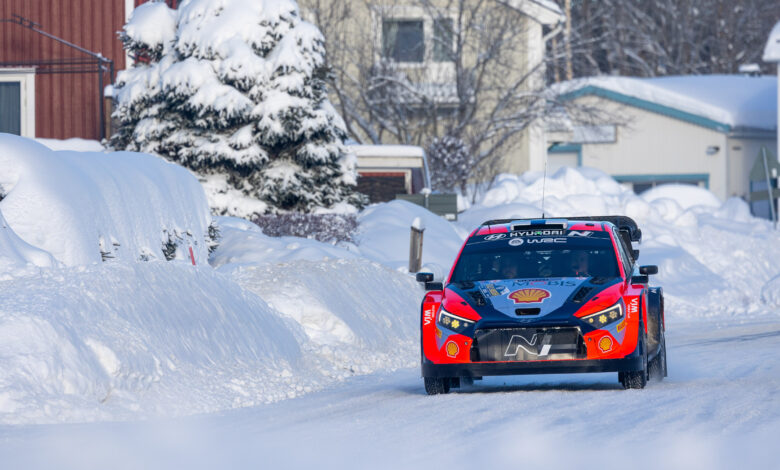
0, 0, 175, 141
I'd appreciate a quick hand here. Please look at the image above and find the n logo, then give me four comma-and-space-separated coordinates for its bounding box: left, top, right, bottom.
568, 231, 593, 237
504, 334, 551, 357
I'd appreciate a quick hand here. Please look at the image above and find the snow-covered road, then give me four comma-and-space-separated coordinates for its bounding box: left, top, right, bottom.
2, 317, 778, 470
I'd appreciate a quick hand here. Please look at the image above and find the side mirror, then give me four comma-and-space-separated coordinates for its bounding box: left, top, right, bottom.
639, 265, 658, 275
631, 275, 649, 285
632, 249, 640, 260
416, 272, 434, 283
425, 282, 443, 291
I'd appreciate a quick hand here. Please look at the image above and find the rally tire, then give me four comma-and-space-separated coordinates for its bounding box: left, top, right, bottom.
424, 377, 451, 395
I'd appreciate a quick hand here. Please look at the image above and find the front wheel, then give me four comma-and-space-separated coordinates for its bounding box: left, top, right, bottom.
424, 377, 451, 395
620, 333, 648, 389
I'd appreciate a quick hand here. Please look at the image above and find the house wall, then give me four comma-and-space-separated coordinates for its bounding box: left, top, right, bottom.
299, 0, 558, 178
572, 95, 732, 199
727, 136, 777, 198
0, 0, 129, 140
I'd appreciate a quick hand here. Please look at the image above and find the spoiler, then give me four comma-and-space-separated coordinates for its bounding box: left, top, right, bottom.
481, 215, 642, 245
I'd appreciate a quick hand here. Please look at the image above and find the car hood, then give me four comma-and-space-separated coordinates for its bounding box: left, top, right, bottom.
447, 277, 623, 322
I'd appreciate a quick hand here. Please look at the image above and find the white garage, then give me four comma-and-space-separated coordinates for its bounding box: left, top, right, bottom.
547, 75, 777, 201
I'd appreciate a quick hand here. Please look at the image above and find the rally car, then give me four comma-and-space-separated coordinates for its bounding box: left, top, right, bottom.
417, 216, 666, 394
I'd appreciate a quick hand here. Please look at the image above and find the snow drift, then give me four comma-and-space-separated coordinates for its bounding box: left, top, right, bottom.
0, 134, 212, 266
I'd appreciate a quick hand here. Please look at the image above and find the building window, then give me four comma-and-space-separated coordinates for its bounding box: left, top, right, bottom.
0, 82, 21, 135
0, 70, 35, 137
433, 18, 454, 62
382, 19, 424, 63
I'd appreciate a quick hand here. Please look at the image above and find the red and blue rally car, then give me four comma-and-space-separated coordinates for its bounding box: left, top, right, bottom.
417, 217, 666, 394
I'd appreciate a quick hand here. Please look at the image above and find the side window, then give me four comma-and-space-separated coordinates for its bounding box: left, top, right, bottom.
612, 228, 633, 277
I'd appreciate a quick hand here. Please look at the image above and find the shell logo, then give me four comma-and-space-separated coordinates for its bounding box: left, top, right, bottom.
509, 288, 551, 304
598, 336, 613, 353
446, 341, 459, 357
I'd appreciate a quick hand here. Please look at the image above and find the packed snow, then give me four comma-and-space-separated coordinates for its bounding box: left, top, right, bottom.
2, 136, 780, 468
556, 74, 777, 130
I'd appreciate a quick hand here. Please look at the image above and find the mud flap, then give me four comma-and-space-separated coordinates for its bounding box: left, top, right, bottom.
646, 287, 664, 359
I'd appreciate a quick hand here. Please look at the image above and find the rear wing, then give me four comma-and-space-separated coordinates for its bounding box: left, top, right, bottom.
481, 215, 642, 260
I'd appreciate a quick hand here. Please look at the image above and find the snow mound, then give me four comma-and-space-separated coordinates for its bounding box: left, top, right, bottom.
355, 200, 465, 279
0, 210, 56, 271
0, 135, 212, 266
35, 138, 105, 152
641, 184, 722, 210
0, 262, 309, 424
209, 216, 358, 267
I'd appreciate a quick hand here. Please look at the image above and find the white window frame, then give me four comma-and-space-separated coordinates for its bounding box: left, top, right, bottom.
372, 5, 456, 80
0, 68, 36, 137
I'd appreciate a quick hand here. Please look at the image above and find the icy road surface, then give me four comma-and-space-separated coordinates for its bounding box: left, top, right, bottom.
1, 318, 778, 470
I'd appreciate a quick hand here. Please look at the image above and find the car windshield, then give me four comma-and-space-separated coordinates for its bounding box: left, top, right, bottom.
450, 235, 620, 282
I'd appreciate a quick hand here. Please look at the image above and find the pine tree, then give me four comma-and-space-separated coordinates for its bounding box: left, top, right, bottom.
111, 0, 366, 215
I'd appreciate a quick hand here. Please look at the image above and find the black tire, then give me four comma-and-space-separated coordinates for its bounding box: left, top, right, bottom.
424, 377, 451, 395
649, 330, 667, 381
621, 332, 648, 389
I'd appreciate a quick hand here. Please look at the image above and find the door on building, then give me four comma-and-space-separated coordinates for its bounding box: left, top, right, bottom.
0, 81, 22, 135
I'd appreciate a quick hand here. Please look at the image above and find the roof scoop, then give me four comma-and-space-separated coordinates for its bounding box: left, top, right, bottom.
510, 219, 568, 231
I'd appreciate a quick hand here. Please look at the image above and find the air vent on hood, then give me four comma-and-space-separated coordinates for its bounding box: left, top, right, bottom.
469, 291, 487, 306
515, 308, 541, 316
572, 287, 593, 303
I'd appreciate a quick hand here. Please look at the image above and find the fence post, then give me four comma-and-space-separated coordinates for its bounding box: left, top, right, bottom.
409, 217, 425, 273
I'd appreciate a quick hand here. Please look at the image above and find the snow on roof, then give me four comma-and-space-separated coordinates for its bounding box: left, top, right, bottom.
763, 21, 780, 62
348, 144, 425, 159
556, 75, 777, 131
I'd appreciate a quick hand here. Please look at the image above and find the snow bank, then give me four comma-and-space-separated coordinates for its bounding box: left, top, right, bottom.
640, 184, 722, 210
0, 134, 212, 266
355, 200, 466, 279
0, 210, 56, 272
0, 262, 307, 424
35, 138, 105, 152
219, 258, 422, 374
209, 216, 358, 267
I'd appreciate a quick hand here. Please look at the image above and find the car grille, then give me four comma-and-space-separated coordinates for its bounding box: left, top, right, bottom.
471, 327, 586, 362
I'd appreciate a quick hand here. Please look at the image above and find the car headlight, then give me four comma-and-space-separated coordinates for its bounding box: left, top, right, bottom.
437, 308, 475, 334
580, 302, 623, 327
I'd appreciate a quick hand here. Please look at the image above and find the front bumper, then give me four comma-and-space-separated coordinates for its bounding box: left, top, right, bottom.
422, 355, 643, 378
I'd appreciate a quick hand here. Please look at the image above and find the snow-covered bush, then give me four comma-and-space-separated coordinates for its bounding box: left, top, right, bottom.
427, 136, 476, 192
111, 0, 366, 216
252, 213, 357, 243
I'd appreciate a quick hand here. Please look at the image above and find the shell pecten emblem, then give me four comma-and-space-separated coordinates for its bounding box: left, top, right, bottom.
509, 288, 551, 304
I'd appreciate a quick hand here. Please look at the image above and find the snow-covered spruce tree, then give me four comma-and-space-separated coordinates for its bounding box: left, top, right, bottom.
427, 136, 475, 192
110, 0, 366, 215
